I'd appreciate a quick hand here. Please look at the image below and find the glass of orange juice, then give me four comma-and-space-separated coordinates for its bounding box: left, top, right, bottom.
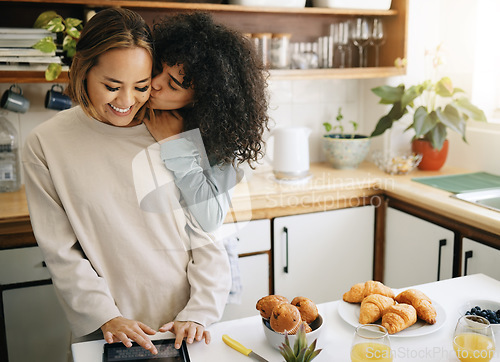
351, 324, 393, 362
453, 315, 496, 362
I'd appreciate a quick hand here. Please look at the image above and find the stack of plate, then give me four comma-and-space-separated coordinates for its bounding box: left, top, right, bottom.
312, 0, 392, 10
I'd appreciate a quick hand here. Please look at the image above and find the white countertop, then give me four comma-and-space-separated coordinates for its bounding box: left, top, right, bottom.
72, 274, 500, 362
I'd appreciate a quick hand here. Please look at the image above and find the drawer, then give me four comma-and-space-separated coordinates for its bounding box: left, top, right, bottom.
0, 247, 51, 285
216, 219, 271, 254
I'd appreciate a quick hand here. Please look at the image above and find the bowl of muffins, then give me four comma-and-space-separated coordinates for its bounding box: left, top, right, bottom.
256, 295, 323, 350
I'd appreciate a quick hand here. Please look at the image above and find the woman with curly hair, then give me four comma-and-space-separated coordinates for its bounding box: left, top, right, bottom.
144, 12, 270, 233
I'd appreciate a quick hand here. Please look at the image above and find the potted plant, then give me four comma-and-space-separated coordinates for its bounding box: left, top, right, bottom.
32, 11, 83, 81
322, 107, 371, 169
370, 50, 487, 171
279, 323, 322, 362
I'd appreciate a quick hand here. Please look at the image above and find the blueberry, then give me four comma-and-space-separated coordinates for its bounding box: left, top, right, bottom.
476, 306, 482, 311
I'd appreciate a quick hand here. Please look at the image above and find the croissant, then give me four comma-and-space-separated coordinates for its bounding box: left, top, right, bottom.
359, 294, 395, 324
395, 289, 437, 325
343, 281, 395, 303
381, 304, 417, 334
343, 283, 365, 303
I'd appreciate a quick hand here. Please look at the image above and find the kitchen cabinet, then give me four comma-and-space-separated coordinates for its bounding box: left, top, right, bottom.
273, 205, 374, 304
384, 207, 454, 288
0, 246, 71, 362
0, 0, 408, 83
215, 219, 272, 321
461, 238, 500, 280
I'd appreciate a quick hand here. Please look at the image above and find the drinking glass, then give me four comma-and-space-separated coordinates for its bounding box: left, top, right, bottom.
332, 21, 350, 68
351, 324, 393, 362
370, 18, 385, 67
453, 315, 496, 362
351, 17, 371, 67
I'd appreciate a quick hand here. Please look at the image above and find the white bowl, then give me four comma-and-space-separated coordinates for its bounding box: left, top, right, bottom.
312, 0, 391, 10
262, 314, 323, 350
229, 0, 306, 7
322, 134, 371, 169
458, 300, 500, 333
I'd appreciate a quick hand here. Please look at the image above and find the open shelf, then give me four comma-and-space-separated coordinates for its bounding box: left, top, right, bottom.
0, 0, 408, 83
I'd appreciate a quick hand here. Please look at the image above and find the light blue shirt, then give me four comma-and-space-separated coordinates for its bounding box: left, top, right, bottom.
160, 131, 243, 232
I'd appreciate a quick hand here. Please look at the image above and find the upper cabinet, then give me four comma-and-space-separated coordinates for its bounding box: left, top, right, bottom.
0, 0, 408, 83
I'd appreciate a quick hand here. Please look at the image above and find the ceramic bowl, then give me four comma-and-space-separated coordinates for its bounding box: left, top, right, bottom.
458, 300, 500, 334
228, 0, 306, 7
262, 314, 323, 350
322, 134, 371, 169
372, 151, 422, 175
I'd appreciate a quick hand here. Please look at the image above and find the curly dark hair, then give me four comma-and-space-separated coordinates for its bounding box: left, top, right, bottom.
153, 12, 269, 167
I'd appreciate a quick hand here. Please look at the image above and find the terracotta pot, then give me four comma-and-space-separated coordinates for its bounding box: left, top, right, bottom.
411, 139, 449, 171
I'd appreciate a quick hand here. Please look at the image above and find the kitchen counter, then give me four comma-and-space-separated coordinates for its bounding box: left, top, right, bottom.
71, 273, 500, 361
1, 162, 500, 250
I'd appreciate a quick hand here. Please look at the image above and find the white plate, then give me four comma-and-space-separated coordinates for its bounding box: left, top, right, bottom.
338, 299, 447, 337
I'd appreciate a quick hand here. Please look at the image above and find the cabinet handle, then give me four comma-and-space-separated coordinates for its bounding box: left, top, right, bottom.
464, 250, 473, 276
283, 227, 289, 274
437, 239, 446, 281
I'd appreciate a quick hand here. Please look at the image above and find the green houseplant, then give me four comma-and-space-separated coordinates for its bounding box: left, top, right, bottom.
370, 50, 487, 170
322, 107, 371, 169
32, 11, 83, 81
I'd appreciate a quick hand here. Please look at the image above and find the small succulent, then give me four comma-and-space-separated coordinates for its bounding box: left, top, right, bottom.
279, 323, 322, 362
323, 107, 359, 139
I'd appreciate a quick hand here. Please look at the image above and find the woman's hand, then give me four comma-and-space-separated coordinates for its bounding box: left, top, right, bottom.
144, 110, 184, 142
101, 316, 158, 354
159, 321, 211, 349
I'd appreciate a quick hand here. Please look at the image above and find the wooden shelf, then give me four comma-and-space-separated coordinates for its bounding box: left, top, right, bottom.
0, 0, 408, 83
0, 0, 398, 15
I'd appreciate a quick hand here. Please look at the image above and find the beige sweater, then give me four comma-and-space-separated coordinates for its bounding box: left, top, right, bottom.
22, 106, 231, 337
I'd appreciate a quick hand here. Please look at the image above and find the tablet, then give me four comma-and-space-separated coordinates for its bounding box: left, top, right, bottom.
102, 339, 190, 362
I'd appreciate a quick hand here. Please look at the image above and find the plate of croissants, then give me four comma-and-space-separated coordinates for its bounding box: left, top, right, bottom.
338, 280, 446, 337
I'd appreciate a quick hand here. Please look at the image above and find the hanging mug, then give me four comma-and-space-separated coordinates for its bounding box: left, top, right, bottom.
45, 84, 72, 110
1, 84, 30, 113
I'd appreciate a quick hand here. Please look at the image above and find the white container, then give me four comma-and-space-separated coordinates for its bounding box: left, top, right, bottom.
0, 115, 21, 192
229, 0, 306, 8
312, 0, 391, 10
265, 126, 311, 180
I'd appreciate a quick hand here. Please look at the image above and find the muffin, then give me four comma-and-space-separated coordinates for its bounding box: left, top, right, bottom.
256, 295, 289, 320
270, 303, 302, 334
291, 296, 318, 324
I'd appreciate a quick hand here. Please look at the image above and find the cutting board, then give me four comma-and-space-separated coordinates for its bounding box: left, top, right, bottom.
412, 172, 500, 193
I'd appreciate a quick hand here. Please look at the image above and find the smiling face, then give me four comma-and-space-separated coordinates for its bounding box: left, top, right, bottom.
86, 47, 152, 127
149, 63, 195, 111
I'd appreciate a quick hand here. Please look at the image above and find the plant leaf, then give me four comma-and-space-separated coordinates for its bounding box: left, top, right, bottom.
45, 17, 65, 33
45, 63, 62, 81
323, 122, 332, 133
63, 35, 77, 57
65, 17, 82, 28
66, 26, 81, 39
401, 85, 423, 109
412, 106, 438, 138
372, 84, 404, 103
32, 36, 57, 53
425, 123, 448, 150
33, 11, 59, 28
436, 105, 466, 139
370, 115, 394, 138
453, 97, 487, 122
435, 77, 454, 97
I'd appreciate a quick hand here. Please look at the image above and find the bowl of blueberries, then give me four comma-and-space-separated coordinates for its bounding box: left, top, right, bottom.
459, 300, 500, 334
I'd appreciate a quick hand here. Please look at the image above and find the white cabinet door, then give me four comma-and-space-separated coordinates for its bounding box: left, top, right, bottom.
273, 206, 374, 304
0, 247, 71, 362
4, 284, 71, 362
218, 219, 271, 321
462, 238, 500, 280
220, 254, 269, 321
384, 207, 454, 288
